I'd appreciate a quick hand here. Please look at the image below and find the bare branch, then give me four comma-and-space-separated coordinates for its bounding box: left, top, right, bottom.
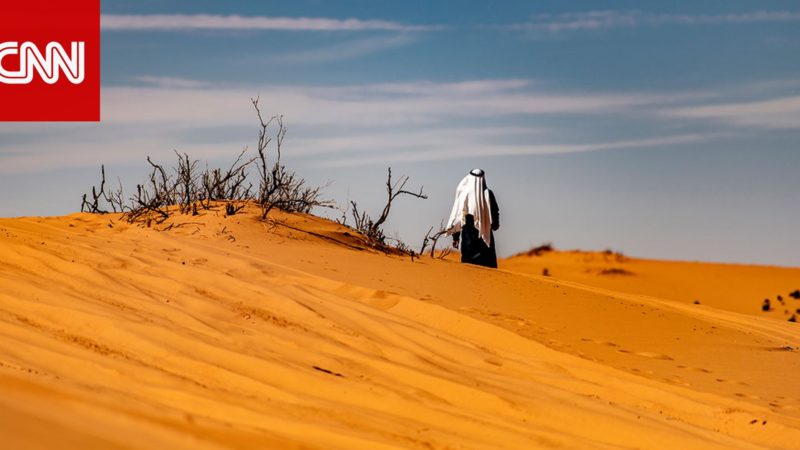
350, 167, 427, 251
371, 167, 427, 232
252, 97, 329, 221
81, 165, 118, 214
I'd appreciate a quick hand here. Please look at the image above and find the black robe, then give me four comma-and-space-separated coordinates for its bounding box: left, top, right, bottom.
452, 189, 500, 268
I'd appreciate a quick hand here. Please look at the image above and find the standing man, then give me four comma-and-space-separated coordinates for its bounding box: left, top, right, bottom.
445, 169, 500, 268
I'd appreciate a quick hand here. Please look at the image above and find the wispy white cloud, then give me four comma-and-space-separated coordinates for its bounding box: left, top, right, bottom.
101, 14, 441, 32
663, 96, 800, 129
649, 11, 800, 25
498, 10, 800, 33
14, 77, 800, 173
506, 11, 639, 33
312, 133, 724, 167
88, 82, 699, 128
133, 76, 213, 89
269, 34, 418, 64
0, 115, 720, 172
359, 79, 532, 95
0, 79, 731, 173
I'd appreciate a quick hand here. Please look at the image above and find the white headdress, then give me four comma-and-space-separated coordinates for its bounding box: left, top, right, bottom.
445, 169, 492, 246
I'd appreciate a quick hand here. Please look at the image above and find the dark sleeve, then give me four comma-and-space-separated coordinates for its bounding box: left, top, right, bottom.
452, 231, 460, 241
489, 190, 500, 231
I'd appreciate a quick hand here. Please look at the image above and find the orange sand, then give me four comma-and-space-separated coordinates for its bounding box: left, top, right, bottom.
504, 249, 800, 319
0, 206, 798, 449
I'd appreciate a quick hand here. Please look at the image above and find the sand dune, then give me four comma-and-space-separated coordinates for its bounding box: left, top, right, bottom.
504, 249, 800, 319
1, 206, 798, 449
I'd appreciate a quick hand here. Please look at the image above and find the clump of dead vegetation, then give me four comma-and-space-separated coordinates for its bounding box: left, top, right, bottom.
598, 268, 634, 276
338, 167, 430, 259
419, 221, 452, 260
81, 98, 330, 226
517, 242, 553, 257
602, 249, 629, 263
80, 98, 438, 260
80, 165, 125, 214
347, 168, 427, 247
759, 290, 800, 322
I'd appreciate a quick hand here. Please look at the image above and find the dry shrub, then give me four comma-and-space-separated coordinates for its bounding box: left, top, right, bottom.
81, 98, 329, 226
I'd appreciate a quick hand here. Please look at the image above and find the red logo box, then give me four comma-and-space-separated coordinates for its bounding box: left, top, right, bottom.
0, 1, 100, 121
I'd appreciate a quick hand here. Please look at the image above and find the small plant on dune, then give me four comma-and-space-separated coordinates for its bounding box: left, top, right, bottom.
419, 226, 435, 256
394, 240, 417, 261
419, 221, 451, 259
174, 151, 201, 215
436, 245, 452, 260
348, 167, 427, 251
80, 165, 126, 214
532, 242, 553, 256
124, 156, 177, 224
251, 97, 328, 221
199, 149, 254, 213
789, 289, 800, 300
761, 298, 771, 312
603, 249, 628, 263
599, 268, 634, 276
516, 242, 553, 257
542, 268, 550, 277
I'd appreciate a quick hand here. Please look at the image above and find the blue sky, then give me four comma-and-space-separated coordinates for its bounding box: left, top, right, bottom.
1, 0, 799, 265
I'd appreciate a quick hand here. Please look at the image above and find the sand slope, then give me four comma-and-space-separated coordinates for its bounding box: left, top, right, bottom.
0, 207, 798, 449
504, 249, 800, 319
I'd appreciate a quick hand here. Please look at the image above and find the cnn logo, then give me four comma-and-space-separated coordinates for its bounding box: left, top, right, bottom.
0, 1, 99, 121
0, 41, 85, 85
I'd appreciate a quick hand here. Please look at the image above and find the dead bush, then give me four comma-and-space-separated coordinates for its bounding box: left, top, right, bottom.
81, 98, 328, 226
349, 167, 427, 250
